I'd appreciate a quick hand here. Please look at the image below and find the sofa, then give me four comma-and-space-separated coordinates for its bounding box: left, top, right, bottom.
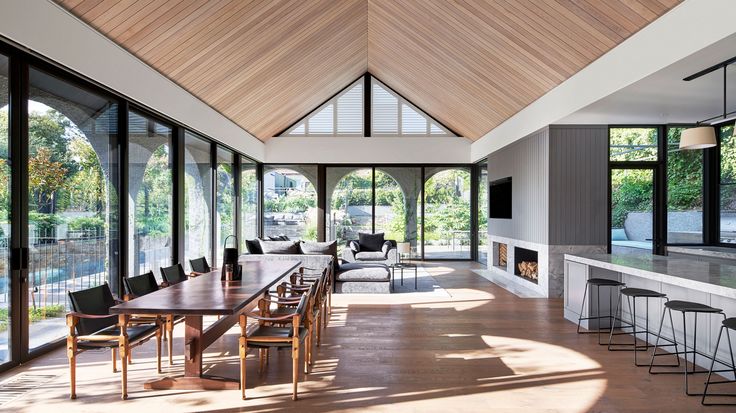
241, 238, 392, 294
342, 232, 398, 266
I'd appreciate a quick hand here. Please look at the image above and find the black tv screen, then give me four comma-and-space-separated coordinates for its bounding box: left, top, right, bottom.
489, 177, 512, 219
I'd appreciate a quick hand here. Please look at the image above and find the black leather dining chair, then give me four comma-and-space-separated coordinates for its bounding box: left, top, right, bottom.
160, 263, 187, 285
67, 283, 162, 400
189, 256, 211, 275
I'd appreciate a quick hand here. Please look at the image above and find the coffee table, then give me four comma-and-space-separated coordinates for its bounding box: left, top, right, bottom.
391, 262, 418, 290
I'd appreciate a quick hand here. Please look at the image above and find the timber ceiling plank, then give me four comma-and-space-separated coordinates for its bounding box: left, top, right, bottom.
54, 0, 680, 141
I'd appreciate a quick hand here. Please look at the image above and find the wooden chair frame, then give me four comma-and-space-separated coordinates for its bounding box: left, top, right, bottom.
124, 276, 184, 366
240, 292, 312, 401
66, 313, 162, 400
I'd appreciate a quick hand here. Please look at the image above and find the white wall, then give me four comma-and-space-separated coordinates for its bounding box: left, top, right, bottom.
265, 136, 471, 164
470, 0, 736, 162
0, 0, 265, 160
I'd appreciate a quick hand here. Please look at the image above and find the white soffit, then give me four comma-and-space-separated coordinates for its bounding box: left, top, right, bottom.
559, 32, 736, 125
265, 136, 471, 164
470, 0, 736, 162
0, 0, 264, 160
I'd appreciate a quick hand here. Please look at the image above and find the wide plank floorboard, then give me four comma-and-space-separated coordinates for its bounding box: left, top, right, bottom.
1, 261, 733, 412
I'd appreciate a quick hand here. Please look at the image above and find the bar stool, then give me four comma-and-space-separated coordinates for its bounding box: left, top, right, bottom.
702, 317, 736, 406
607, 287, 670, 366
577, 278, 625, 345
649, 300, 726, 396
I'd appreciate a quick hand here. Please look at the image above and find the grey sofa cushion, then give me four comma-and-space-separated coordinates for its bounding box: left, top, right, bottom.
355, 251, 387, 261
259, 240, 299, 254
300, 241, 338, 271
359, 232, 384, 252
336, 262, 390, 282
246, 239, 263, 254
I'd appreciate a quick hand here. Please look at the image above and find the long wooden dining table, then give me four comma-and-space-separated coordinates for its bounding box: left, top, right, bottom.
111, 260, 301, 390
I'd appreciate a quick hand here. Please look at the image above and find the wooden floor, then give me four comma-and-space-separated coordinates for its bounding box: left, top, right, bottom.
2, 261, 735, 412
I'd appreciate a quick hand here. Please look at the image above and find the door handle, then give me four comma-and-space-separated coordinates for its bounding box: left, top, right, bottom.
21, 247, 28, 270
11, 247, 21, 271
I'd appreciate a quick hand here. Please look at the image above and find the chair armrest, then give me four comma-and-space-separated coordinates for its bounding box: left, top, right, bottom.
247, 312, 297, 322
76, 334, 123, 341
342, 247, 356, 263
67, 312, 118, 320
260, 296, 301, 305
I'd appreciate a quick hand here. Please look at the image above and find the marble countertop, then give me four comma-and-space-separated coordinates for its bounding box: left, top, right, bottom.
565, 252, 736, 299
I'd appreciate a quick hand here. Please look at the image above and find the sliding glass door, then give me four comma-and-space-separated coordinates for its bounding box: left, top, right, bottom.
128, 110, 172, 280
27, 66, 119, 352
0, 54, 10, 365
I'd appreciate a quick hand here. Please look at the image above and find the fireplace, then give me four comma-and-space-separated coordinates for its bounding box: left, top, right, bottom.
514, 247, 538, 284
493, 242, 507, 270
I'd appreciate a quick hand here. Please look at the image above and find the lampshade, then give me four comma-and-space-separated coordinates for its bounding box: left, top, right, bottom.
679, 126, 716, 150
397, 242, 411, 254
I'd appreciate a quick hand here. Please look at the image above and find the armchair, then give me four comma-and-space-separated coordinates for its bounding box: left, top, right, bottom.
66, 283, 162, 400
342, 234, 398, 266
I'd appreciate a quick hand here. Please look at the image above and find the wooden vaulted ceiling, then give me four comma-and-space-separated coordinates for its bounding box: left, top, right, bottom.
55, 0, 681, 141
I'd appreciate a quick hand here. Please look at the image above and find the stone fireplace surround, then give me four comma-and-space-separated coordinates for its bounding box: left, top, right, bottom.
488, 235, 606, 298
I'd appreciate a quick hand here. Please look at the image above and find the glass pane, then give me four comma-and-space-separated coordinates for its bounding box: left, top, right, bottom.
308, 104, 333, 135
611, 168, 653, 252
28, 67, 119, 351
129, 110, 172, 281
478, 164, 488, 264
240, 157, 258, 250
184, 132, 211, 272
372, 80, 398, 135
374, 168, 421, 253
326, 168, 373, 245
667, 127, 703, 244
722, 124, 736, 243
0, 54, 9, 363
216, 147, 235, 264
336, 81, 363, 135
423, 168, 471, 259
264, 166, 317, 241
721, 185, 736, 243
401, 103, 427, 134
721, 124, 736, 184
609, 127, 658, 162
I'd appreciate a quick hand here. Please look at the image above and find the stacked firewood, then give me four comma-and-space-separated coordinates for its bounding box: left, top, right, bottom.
517, 261, 538, 279
498, 244, 507, 266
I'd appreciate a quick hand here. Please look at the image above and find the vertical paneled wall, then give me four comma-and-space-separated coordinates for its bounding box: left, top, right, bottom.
487, 127, 549, 244
548, 125, 608, 245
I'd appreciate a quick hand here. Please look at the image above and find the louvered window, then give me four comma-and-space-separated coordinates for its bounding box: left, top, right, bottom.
285, 79, 363, 136
281, 75, 455, 137
371, 78, 453, 137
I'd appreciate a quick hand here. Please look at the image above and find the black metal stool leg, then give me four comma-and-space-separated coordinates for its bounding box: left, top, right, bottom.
649, 306, 668, 373
702, 325, 724, 405
576, 282, 589, 334
701, 315, 736, 405
607, 289, 623, 350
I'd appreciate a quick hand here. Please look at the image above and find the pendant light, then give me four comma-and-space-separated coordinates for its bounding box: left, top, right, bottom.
679, 126, 716, 150
682, 57, 736, 149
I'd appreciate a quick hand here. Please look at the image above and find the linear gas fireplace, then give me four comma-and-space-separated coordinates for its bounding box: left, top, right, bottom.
514, 247, 538, 284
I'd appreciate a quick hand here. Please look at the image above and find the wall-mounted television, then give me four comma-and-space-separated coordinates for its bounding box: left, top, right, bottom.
489, 177, 512, 219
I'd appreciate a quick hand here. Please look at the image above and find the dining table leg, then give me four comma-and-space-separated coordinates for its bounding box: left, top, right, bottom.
144, 314, 240, 390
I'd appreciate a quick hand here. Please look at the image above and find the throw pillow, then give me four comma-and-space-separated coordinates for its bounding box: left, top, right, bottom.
299, 240, 339, 272
245, 239, 263, 254
359, 232, 385, 252
259, 240, 300, 254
